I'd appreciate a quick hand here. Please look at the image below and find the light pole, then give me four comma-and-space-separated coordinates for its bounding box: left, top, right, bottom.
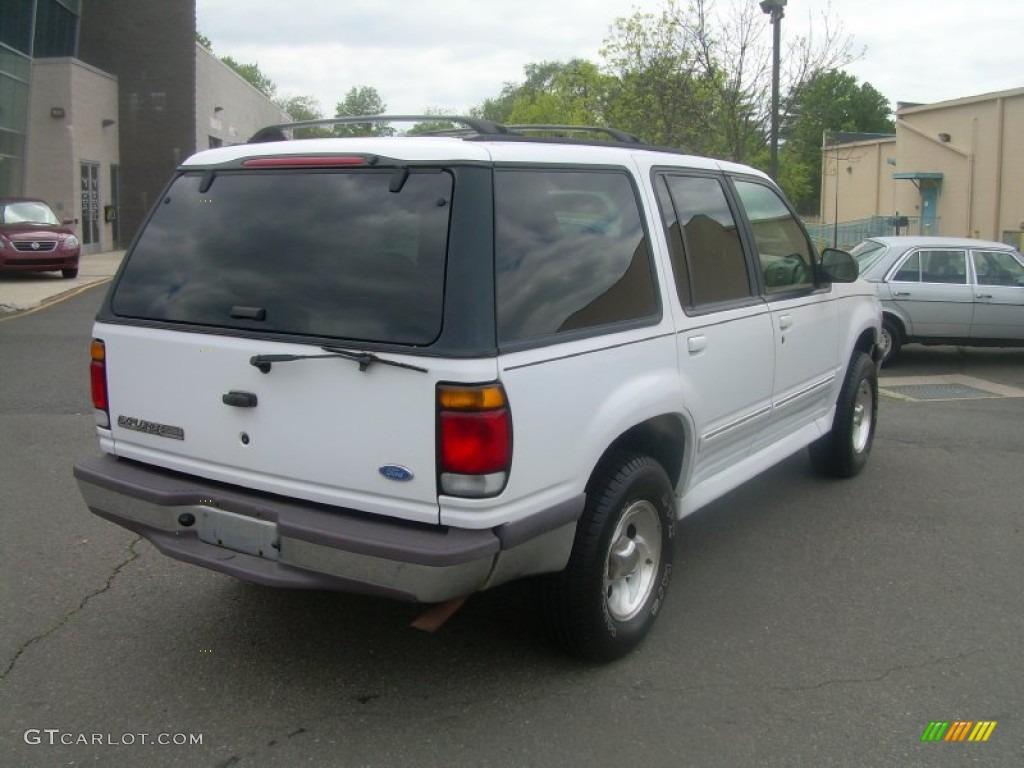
760, 0, 786, 181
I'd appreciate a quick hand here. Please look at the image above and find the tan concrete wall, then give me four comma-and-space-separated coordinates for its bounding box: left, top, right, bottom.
25, 61, 76, 221
195, 45, 289, 152
821, 138, 897, 227
822, 88, 1024, 243
25, 59, 119, 251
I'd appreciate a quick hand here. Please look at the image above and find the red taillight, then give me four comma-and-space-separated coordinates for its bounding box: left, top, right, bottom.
440, 411, 511, 474
437, 384, 512, 497
242, 156, 369, 167
90, 339, 109, 423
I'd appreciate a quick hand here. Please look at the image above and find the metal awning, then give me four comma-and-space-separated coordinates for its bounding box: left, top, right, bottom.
893, 172, 943, 181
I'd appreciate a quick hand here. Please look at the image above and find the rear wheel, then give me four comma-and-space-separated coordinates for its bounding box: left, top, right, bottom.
809, 351, 877, 478
538, 453, 674, 662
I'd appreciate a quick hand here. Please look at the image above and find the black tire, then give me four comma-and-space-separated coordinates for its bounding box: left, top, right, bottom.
61, 268, 79, 279
879, 316, 902, 366
809, 351, 878, 478
538, 453, 674, 662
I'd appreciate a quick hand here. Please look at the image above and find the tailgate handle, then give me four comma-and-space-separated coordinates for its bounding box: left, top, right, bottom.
222, 391, 258, 408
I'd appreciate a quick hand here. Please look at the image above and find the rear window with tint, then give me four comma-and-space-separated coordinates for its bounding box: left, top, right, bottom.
495, 169, 658, 343
112, 170, 452, 344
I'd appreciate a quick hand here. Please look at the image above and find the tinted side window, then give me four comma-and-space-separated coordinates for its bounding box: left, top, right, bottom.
495, 169, 658, 343
733, 180, 814, 293
656, 174, 751, 308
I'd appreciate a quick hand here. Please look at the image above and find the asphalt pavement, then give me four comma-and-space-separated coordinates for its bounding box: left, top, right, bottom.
1, 285, 1022, 767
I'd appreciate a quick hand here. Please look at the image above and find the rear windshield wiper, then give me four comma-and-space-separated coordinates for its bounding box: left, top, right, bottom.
250, 346, 428, 374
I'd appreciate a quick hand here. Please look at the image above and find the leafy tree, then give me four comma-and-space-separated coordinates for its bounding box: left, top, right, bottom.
276, 94, 334, 138
474, 60, 608, 125
221, 56, 277, 100
195, 31, 213, 52
334, 86, 390, 136
504, 60, 612, 126
783, 70, 894, 212
599, 0, 861, 174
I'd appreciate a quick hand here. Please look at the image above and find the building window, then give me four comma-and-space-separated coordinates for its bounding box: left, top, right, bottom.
34, 0, 80, 58
208, 136, 223, 149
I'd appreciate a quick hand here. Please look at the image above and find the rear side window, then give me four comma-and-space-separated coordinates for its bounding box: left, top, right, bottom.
495, 169, 658, 343
112, 170, 452, 344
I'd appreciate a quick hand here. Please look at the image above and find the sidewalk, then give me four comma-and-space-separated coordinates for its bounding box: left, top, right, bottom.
0, 249, 125, 315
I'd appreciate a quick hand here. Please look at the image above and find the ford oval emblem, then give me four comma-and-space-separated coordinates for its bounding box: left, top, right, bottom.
379, 464, 414, 482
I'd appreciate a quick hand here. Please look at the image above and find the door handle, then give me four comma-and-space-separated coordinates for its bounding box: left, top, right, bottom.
892, 291, 911, 297
976, 293, 993, 299
778, 314, 793, 330
687, 335, 707, 354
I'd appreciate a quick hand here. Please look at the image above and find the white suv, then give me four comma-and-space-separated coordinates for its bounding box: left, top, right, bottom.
75, 117, 882, 661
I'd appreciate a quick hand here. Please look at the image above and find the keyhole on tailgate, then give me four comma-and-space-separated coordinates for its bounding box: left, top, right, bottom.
240, 432, 250, 445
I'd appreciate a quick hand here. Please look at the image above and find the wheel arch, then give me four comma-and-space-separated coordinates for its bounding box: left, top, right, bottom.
587, 413, 688, 495
882, 311, 906, 340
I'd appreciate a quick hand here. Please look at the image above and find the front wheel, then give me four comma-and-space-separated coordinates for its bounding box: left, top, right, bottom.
879, 316, 902, 366
61, 267, 79, 279
809, 351, 877, 478
538, 453, 674, 662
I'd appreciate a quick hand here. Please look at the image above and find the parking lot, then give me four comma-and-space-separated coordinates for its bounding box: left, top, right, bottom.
1, 286, 1021, 767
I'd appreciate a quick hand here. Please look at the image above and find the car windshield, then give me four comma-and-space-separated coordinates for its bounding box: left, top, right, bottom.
111, 169, 453, 345
850, 239, 889, 272
1, 201, 61, 225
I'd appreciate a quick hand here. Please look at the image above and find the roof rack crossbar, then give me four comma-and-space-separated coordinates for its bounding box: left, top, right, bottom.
249, 115, 512, 143
504, 124, 646, 144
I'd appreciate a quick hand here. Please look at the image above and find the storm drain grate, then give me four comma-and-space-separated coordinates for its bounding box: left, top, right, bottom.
879, 375, 1024, 402
882, 383, 998, 401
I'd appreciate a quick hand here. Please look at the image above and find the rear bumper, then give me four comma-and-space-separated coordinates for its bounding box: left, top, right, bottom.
74, 454, 583, 602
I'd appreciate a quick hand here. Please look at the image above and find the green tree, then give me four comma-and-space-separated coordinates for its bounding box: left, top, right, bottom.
599, 0, 859, 171
195, 31, 213, 52
503, 59, 612, 126
782, 70, 894, 212
276, 94, 334, 138
334, 86, 390, 136
221, 56, 277, 100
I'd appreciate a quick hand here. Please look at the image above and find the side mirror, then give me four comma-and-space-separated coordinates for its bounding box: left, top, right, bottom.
61, 218, 79, 226
818, 247, 858, 283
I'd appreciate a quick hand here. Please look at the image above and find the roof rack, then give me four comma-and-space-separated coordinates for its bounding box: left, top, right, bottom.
249, 115, 512, 143
504, 124, 646, 144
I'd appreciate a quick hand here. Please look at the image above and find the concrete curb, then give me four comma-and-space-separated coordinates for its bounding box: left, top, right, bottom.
0, 249, 124, 316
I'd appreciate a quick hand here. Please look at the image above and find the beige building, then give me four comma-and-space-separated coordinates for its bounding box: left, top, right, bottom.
25, 58, 119, 254
195, 45, 291, 152
819, 87, 1024, 250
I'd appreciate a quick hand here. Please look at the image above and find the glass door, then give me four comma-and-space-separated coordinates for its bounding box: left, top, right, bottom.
80, 161, 100, 253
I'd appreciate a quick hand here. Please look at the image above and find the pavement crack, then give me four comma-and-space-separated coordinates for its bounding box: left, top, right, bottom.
630, 649, 987, 697
0, 536, 143, 682
764, 649, 986, 693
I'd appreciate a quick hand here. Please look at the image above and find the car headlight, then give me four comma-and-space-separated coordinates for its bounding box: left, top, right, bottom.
63, 235, 80, 249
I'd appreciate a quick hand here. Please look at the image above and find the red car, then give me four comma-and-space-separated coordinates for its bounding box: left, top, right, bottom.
0, 197, 81, 278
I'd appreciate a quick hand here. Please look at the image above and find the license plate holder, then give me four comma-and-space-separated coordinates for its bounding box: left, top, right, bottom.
197, 507, 279, 561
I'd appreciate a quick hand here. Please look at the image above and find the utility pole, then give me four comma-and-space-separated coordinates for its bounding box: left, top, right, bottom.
760, 0, 786, 181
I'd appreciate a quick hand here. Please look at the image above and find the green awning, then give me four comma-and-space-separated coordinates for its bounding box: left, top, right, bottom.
893, 172, 944, 181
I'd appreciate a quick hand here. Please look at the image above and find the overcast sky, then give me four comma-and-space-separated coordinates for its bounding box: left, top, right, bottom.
196, 0, 1024, 117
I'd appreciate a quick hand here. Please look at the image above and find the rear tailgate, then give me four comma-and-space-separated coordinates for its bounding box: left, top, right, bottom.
94, 159, 489, 525
98, 323, 451, 524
